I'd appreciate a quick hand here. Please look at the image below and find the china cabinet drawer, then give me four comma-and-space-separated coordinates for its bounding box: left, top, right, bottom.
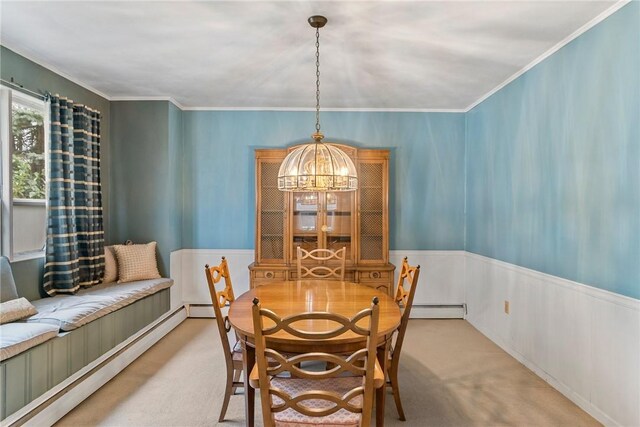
253, 270, 287, 280
358, 270, 390, 281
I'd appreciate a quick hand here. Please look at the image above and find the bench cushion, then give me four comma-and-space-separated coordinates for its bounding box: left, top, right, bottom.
28, 295, 116, 331
0, 322, 59, 361
78, 278, 172, 305
28, 278, 173, 331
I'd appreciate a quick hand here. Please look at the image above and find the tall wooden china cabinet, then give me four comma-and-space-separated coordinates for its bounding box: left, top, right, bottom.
249, 144, 395, 295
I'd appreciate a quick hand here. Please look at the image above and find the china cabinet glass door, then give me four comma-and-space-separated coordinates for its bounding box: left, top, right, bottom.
291, 192, 354, 263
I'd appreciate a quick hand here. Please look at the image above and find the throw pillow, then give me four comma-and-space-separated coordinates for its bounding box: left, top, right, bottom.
103, 246, 118, 283
113, 241, 161, 283
0, 256, 19, 303
0, 297, 37, 324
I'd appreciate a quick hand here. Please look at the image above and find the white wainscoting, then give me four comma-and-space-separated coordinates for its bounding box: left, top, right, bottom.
389, 250, 466, 318
465, 252, 640, 427
170, 249, 255, 317
170, 249, 466, 318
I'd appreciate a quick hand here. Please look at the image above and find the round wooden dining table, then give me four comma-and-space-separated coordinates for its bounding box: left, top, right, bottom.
228, 280, 401, 427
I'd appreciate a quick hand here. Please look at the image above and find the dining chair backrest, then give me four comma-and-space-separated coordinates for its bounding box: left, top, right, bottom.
251, 297, 380, 427
296, 246, 346, 280
393, 256, 421, 357
204, 257, 236, 363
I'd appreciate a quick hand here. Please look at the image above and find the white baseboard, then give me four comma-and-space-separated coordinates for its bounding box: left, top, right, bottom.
465, 252, 640, 427
410, 304, 466, 318
173, 248, 466, 319
13, 307, 188, 427
186, 304, 216, 318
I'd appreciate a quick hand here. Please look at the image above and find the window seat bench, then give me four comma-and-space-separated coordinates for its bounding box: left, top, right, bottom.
0, 278, 173, 421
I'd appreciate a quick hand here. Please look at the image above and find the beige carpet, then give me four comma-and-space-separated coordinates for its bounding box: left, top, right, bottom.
56, 319, 599, 426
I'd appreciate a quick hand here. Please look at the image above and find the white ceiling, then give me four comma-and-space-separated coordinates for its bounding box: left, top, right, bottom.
0, 1, 620, 110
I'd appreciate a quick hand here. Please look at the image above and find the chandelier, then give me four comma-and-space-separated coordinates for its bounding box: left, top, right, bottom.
277, 15, 358, 192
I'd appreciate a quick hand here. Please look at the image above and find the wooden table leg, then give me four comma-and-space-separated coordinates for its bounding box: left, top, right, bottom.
242, 339, 255, 427
376, 340, 390, 427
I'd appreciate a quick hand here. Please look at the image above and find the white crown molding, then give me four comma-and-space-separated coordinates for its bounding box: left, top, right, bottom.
110, 96, 186, 110
389, 249, 466, 257
1, 41, 112, 101
174, 248, 254, 256
1, 0, 631, 112
180, 106, 466, 113
464, 0, 631, 112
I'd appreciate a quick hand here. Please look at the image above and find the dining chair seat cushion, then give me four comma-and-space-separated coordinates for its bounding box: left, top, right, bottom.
270, 376, 363, 427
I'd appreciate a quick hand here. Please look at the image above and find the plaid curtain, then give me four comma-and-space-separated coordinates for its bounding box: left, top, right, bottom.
44, 96, 104, 295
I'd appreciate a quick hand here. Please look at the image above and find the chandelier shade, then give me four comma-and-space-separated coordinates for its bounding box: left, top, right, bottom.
277, 141, 358, 191
277, 15, 358, 192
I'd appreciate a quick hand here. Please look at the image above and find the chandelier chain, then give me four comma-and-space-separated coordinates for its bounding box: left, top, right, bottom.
315, 26, 321, 134
276, 15, 358, 192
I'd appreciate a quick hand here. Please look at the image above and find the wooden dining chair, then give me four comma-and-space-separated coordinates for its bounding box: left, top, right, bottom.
387, 256, 421, 421
296, 246, 346, 280
249, 297, 384, 427
204, 257, 243, 422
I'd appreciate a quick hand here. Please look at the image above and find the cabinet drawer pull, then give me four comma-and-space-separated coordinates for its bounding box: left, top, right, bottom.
370, 271, 381, 279
265, 271, 275, 279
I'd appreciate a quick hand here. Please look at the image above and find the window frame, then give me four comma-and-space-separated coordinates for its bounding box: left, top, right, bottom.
0, 86, 50, 261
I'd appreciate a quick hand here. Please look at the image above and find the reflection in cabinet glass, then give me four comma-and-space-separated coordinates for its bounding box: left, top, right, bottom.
291, 192, 354, 263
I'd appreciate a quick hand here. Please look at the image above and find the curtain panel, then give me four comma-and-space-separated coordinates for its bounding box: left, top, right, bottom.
44, 96, 104, 295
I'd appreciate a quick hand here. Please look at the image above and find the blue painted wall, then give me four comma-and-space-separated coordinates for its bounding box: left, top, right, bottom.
110, 101, 183, 276
465, 2, 640, 298
182, 111, 466, 251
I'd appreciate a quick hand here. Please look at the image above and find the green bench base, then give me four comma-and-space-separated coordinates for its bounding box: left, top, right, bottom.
1, 288, 170, 420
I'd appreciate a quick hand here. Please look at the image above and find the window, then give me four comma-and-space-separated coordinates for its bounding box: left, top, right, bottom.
0, 87, 49, 260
